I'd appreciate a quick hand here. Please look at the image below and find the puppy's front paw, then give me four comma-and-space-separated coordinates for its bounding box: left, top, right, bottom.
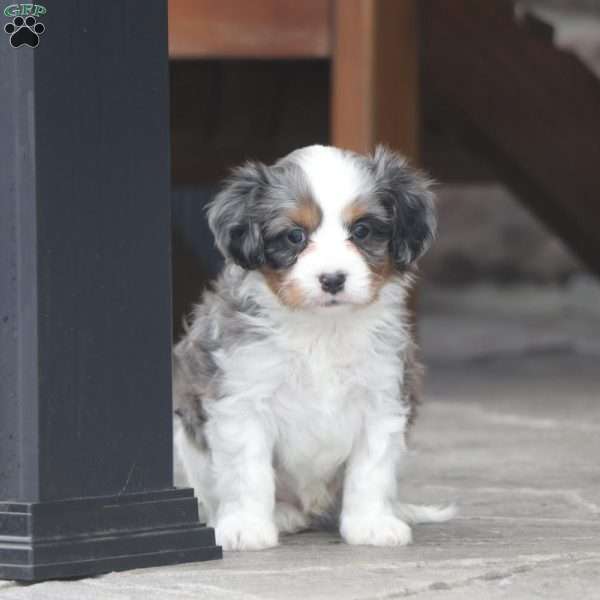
340, 513, 412, 546
215, 513, 278, 551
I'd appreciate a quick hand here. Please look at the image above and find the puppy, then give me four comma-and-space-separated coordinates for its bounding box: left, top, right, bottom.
173, 145, 454, 551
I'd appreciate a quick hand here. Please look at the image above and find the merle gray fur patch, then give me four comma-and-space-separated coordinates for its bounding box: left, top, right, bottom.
206, 160, 315, 270
173, 267, 268, 447
365, 146, 437, 269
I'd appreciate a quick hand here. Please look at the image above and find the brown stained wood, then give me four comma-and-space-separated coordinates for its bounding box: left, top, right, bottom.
422, 0, 600, 276
331, 0, 375, 154
168, 0, 332, 59
331, 0, 420, 160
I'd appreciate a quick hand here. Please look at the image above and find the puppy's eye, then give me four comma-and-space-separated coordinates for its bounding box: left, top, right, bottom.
287, 228, 307, 245
351, 222, 371, 240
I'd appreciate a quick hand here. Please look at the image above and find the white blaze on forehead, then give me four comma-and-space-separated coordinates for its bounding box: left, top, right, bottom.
293, 145, 373, 223
284, 146, 376, 307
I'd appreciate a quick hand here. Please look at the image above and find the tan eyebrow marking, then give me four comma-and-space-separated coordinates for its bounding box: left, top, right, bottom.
342, 198, 370, 225
288, 195, 322, 232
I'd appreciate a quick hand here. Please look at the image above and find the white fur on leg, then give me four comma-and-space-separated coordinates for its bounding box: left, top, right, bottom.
340, 411, 411, 546
173, 424, 213, 524
216, 512, 278, 551
341, 513, 412, 546
207, 399, 279, 551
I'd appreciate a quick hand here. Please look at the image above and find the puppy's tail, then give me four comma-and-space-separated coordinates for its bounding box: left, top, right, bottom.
394, 502, 457, 525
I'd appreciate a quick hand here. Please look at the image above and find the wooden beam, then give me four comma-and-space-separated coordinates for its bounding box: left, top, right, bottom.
331, 0, 420, 160
169, 0, 332, 59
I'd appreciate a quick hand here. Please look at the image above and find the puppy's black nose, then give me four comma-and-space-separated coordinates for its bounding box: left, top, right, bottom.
319, 271, 346, 295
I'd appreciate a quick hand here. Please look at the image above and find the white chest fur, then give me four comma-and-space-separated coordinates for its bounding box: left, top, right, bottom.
209, 300, 408, 513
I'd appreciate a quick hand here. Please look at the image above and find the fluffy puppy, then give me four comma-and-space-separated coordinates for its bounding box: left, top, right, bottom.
173, 145, 454, 551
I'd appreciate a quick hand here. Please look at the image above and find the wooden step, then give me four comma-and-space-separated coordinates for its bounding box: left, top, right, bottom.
422, 0, 600, 276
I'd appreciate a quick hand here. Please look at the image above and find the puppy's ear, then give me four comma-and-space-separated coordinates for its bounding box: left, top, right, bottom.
207, 161, 269, 270
370, 145, 437, 269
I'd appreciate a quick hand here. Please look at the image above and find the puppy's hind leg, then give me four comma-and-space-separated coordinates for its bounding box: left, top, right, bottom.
174, 422, 215, 524
274, 502, 309, 535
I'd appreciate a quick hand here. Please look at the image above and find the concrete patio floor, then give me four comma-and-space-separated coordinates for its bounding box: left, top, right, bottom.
2, 281, 599, 599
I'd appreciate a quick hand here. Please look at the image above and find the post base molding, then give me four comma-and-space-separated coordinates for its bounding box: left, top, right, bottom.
0, 488, 221, 581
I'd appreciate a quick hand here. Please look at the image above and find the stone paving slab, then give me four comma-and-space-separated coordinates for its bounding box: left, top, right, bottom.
3, 532, 599, 599
3, 360, 599, 600
2, 285, 599, 598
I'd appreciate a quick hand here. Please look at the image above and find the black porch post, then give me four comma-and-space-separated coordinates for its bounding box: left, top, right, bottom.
0, 0, 220, 581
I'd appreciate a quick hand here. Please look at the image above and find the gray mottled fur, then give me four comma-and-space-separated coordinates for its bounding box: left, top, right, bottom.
173, 267, 266, 448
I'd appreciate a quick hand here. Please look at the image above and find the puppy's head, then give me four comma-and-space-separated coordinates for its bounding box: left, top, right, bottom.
207, 145, 436, 309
